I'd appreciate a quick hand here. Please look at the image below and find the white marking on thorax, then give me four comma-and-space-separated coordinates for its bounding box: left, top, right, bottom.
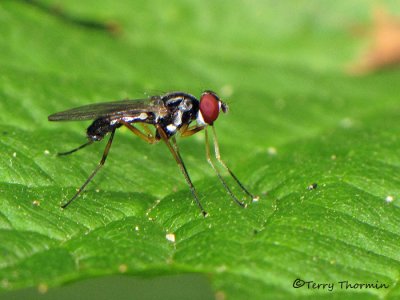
196, 110, 207, 126
166, 124, 177, 133
173, 111, 182, 126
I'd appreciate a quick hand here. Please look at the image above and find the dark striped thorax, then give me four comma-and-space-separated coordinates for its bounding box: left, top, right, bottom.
157, 92, 200, 138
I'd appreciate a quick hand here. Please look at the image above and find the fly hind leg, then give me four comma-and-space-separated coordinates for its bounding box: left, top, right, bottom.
59, 118, 115, 155
61, 128, 116, 208
58, 140, 93, 156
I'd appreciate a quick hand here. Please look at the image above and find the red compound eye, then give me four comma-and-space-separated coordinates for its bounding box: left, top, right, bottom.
200, 91, 220, 125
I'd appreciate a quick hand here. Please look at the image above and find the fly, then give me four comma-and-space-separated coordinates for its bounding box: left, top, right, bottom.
48, 91, 257, 216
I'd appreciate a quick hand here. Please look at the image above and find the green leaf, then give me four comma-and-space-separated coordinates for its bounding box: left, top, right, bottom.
1, 1, 400, 299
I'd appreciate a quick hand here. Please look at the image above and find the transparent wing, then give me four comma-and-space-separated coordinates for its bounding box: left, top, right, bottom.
48, 97, 164, 121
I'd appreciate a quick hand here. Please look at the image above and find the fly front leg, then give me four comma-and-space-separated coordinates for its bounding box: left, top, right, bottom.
204, 127, 246, 207
179, 123, 205, 137
210, 126, 258, 201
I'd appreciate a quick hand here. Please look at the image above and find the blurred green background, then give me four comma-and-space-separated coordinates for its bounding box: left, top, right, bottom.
1, 0, 400, 299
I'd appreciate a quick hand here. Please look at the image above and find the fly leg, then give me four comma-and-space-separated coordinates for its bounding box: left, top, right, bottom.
204, 127, 246, 207
61, 128, 116, 208
210, 126, 258, 201
141, 123, 155, 140
119, 120, 157, 144
179, 124, 205, 137
58, 140, 93, 156
157, 125, 207, 217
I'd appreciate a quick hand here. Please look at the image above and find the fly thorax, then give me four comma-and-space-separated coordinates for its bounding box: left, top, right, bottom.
174, 110, 183, 126
164, 110, 182, 135
165, 123, 178, 135
160, 94, 199, 137
179, 98, 198, 125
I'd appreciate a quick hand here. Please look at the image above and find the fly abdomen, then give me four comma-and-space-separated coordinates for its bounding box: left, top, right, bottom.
87, 118, 120, 141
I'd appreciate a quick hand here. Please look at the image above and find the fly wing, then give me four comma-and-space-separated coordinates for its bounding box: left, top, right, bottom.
48, 97, 165, 121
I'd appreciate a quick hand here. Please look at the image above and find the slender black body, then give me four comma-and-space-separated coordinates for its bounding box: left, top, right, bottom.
49, 92, 200, 141
49, 91, 257, 216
